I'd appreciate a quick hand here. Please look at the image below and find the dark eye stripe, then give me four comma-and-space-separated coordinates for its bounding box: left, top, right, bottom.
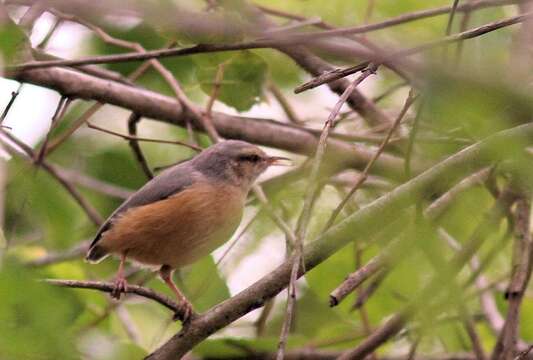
239, 154, 261, 162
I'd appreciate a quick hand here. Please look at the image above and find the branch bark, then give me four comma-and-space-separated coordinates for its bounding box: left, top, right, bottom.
8, 66, 405, 179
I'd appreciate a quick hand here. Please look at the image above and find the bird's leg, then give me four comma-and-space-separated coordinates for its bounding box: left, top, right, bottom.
111, 252, 128, 299
159, 265, 193, 323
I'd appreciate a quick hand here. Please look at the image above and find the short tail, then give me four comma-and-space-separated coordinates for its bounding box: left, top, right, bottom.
85, 245, 109, 263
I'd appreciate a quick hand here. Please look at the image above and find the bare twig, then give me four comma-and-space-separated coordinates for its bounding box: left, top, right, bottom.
127, 113, 153, 180
87, 122, 201, 151
0, 83, 23, 126
45, 279, 182, 314
35, 96, 71, 164
295, 12, 533, 92
446, 0, 462, 36
205, 63, 225, 119
268, 81, 304, 124
324, 90, 417, 230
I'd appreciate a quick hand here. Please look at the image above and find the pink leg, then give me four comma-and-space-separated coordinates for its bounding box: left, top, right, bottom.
160, 265, 193, 322
111, 252, 128, 299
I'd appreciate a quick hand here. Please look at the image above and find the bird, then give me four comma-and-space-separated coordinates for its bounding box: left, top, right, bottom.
85, 140, 288, 322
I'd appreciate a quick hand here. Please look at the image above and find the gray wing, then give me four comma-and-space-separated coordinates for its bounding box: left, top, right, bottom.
89, 162, 199, 250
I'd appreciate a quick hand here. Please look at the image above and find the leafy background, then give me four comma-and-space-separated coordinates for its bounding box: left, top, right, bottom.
1, 0, 532, 359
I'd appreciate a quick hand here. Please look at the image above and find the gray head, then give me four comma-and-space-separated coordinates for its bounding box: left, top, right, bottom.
191, 140, 288, 190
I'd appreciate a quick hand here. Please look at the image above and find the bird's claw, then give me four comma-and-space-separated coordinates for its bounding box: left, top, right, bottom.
111, 277, 128, 300
173, 300, 194, 324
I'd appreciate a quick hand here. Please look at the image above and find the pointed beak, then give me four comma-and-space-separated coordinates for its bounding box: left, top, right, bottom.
267, 156, 292, 166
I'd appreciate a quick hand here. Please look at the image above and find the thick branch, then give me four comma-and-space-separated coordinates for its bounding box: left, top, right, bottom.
8, 66, 405, 179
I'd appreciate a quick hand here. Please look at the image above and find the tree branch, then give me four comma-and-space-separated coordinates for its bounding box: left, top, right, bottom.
45, 279, 181, 313
7, 66, 405, 179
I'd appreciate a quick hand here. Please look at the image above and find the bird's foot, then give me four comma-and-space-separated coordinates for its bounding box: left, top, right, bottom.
173, 299, 194, 324
111, 276, 128, 300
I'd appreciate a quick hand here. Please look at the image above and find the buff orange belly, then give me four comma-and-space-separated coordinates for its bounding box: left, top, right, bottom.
97, 182, 244, 268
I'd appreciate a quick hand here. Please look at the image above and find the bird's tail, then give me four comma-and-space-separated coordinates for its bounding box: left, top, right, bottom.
85, 245, 109, 263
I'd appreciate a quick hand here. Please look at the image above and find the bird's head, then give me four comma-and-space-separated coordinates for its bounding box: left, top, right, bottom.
192, 140, 290, 190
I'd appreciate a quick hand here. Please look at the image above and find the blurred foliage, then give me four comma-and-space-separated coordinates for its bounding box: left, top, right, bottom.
1, 0, 533, 359
194, 51, 268, 111
0, 9, 29, 65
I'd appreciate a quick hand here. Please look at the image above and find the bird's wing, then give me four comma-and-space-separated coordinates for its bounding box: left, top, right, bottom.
89, 163, 198, 250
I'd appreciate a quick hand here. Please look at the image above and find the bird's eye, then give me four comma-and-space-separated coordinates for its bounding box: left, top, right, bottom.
239, 154, 261, 162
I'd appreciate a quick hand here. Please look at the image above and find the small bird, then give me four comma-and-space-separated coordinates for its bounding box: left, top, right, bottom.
86, 140, 288, 321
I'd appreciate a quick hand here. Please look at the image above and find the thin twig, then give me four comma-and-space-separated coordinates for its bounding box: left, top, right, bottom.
0, 83, 23, 126
35, 96, 70, 164
205, 63, 226, 119
45, 279, 182, 314
87, 122, 201, 151
127, 113, 153, 180
405, 99, 425, 178
268, 81, 304, 124
324, 90, 417, 231
294, 12, 533, 92
446, 0, 462, 35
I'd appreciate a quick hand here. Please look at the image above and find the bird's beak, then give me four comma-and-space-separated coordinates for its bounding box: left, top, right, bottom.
267, 156, 292, 166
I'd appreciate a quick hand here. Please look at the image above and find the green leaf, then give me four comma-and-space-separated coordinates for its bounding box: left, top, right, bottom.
0, 259, 81, 359
194, 51, 268, 111
0, 10, 29, 65
181, 255, 231, 312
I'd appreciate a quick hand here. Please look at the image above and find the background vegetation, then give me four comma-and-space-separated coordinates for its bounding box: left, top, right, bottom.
1, 0, 533, 359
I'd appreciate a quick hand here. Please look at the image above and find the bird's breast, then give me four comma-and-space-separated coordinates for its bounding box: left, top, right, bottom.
99, 181, 246, 268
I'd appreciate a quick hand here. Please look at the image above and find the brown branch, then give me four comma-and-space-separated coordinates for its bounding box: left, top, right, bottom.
295, 12, 533, 92
491, 197, 533, 360
45, 279, 181, 314
144, 123, 533, 360
9, 65, 406, 180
